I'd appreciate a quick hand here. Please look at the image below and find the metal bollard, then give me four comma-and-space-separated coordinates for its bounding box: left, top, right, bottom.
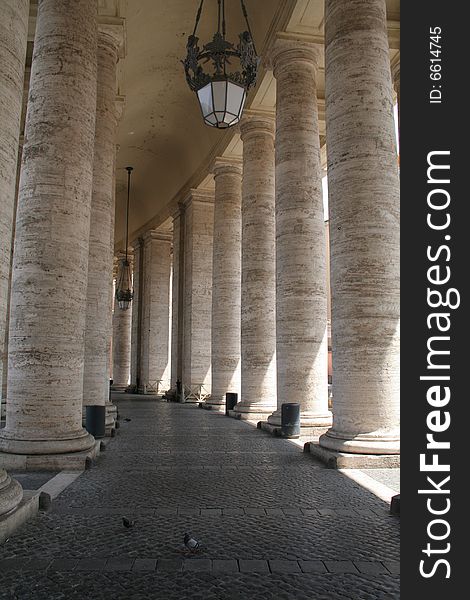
281, 403, 300, 438
85, 405, 106, 439
225, 392, 238, 415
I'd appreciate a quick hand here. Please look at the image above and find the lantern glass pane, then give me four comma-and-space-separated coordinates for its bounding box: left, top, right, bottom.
197, 83, 214, 118
226, 82, 245, 117
212, 80, 228, 113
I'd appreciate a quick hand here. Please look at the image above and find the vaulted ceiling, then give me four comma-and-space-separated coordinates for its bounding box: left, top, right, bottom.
26, 0, 400, 250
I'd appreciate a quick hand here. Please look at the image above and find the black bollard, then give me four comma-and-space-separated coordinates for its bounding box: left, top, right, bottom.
85, 405, 106, 439
225, 392, 238, 415
281, 403, 301, 438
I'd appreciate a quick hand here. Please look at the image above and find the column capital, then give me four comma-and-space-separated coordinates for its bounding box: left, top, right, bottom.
98, 17, 126, 58
268, 34, 322, 77
183, 188, 215, 209
115, 95, 126, 121
172, 202, 185, 221
142, 229, 172, 245
212, 157, 243, 178
239, 110, 275, 141
131, 237, 143, 252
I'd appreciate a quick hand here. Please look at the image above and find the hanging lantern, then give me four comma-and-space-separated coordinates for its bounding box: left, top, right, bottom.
182, 0, 259, 129
115, 167, 134, 311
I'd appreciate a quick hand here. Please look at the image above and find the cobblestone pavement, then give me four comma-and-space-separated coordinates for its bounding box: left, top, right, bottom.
0, 396, 400, 599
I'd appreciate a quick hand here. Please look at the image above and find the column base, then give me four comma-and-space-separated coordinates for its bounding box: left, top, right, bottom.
110, 384, 127, 392
201, 403, 225, 413
230, 403, 276, 421
319, 429, 400, 455
0, 489, 40, 544
305, 441, 400, 469
203, 396, 226, 412
0, 439, 101, 471
0, 470, 23, 517
268, 409, 332, 428
0, 427, 96, 456
259, 421, 330, 438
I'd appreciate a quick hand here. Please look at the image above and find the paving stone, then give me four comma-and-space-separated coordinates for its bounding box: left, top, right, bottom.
239, 559, 270, 573
244, 508, 266, 516
155, 507, 177, 515
183, 559, 212, 571
268, 559, 302, 573
383, 561, 400, 574
265, 508, 284, 517
299, 560, 328, 574
24, 559, 52, 570
156, 559, 183, 572
317, 508, 336, 517
212, 559, 239, 573
222, 508, 244, 516
48, 558, 79, 571
105, 557, 135, 571
0, 398, 400, 600
324, 560, 359, 574
132, 558, 157, 571
200, 509, 222, 517
75, 558, 107, 571
0, 558, 31, 570
282, 508, 303, 516
354, 561, 389, 575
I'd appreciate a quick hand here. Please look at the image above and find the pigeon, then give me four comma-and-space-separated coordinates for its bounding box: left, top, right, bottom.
122, 517, 136, 528
183, 532, 200, 551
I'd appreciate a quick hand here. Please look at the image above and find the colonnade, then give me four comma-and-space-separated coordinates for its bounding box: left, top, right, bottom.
0, 0, 400, 523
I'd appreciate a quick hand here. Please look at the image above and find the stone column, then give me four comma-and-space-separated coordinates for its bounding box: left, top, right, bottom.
170, 205, 184, 391
0, 0, 28, 515
83, 26, 122, 414
206, 158, 242, 410
319, 0, 400, 454
112, 255, 132, 390
182, 190, 214, 400
269, 37, 331, 428
391, 56, 400, 135
234, 111, 277, 419
140, 230, 172, 394
129, 237, 143, 391
0, 0, 98, 468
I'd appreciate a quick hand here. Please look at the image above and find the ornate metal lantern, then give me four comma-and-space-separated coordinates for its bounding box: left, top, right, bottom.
182, 0, 259, 128
115, 167, 134, 311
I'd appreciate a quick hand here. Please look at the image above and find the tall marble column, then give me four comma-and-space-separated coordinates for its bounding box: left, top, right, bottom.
320, 0, 400, 454
112, 255, 132, 390
83, 26, 122, 412
129, 237, 143, 391
0, 0, 28, 515
234, 111, 277, 418
170, 205, 184, 391
269, 37, 331, 428
140, 230, 172, 394
182, 190, 214, 400
206, 158, 242, 410
0, 0, 98, 467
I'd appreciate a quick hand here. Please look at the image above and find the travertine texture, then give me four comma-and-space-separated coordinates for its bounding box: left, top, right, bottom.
0, 0, 28, 516
320, 0, 400, 454
269, 38, 331, 427
130, 238, 143, 390
235, 111, 277, 416
0, 0, 97, 457
207, 159, 242, 408
140, 231, 172, 394
170, 206, 184, 390
112, 256, 132, 390
83, 30, 120, 407
182, 191, 214, 397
